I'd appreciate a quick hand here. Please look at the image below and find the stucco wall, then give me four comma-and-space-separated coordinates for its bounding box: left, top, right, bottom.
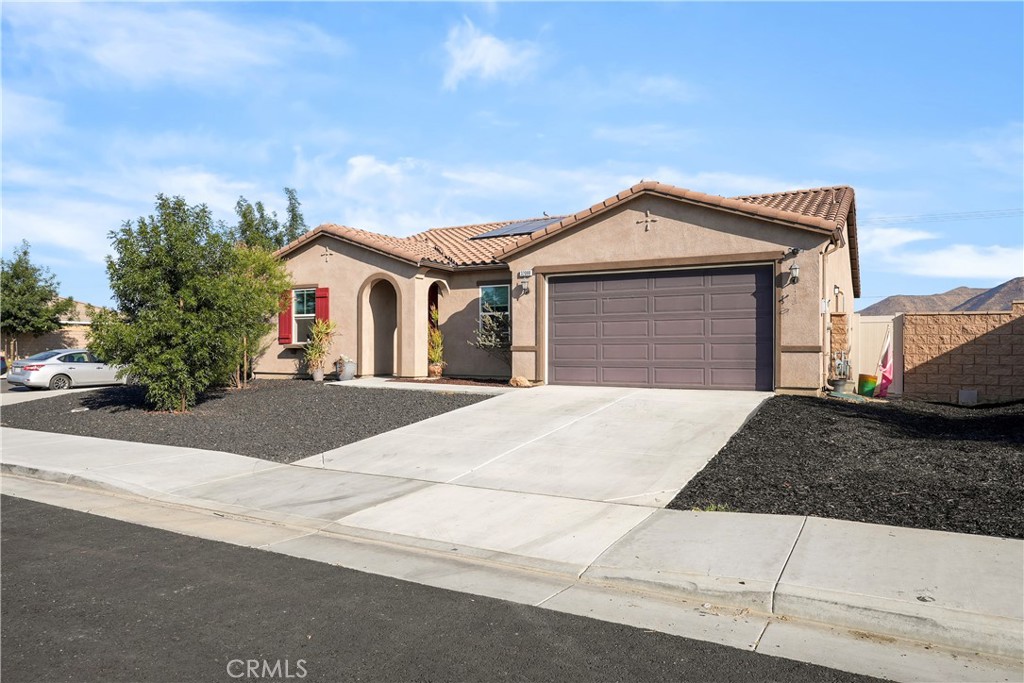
253, 234, 514, 380
503, 194, 845, 391
432, 269, 513, 379
2, 326, 91, 359
255, 235, 422, 378
901, 302, 1024, 404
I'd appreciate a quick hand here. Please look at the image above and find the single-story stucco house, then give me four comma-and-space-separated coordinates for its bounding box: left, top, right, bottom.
256, 180, 860, 394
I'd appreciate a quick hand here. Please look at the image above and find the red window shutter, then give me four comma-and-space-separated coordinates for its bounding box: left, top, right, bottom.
278, 293, 293, 344
315, 287, 330, 322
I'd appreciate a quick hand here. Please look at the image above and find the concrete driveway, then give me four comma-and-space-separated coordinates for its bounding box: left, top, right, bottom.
295, 385, 769, 507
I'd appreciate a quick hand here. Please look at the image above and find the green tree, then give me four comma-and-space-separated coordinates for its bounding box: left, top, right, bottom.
282, 187, 307, 246
90, 195, 291, 411
222, 244, 292, 388
233, 187, 307, 251
0, 241, 76, 359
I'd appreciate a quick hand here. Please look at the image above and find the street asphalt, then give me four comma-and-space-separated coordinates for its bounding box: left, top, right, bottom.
0, 495, 882, 683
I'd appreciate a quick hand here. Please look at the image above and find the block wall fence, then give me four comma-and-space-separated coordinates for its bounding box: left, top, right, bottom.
900, 301, 1024, 405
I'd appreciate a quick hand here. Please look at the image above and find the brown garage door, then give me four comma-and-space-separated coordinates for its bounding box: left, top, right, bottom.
548, 266, 773, 390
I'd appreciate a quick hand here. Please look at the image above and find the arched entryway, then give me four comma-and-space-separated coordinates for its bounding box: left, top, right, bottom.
368, 280, 398, 376
428, 281, 442, 327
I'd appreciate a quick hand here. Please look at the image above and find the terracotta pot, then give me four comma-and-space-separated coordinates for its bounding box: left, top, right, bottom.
427, 363, 443, 378
311, 367, 325, 382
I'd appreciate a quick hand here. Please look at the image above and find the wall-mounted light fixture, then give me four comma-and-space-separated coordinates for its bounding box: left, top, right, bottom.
833, 284, 841, 296
789, 262, 800, 284
517, 268, 533, 295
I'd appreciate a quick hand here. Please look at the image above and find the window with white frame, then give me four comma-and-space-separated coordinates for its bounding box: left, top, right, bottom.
479, 284, 510, 342
293, 288, 317, 342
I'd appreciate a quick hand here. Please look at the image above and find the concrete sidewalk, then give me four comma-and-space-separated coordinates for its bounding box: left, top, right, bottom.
2, 426, 1021, 682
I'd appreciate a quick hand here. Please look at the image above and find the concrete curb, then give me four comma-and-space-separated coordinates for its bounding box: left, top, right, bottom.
4, 461, 1021, 664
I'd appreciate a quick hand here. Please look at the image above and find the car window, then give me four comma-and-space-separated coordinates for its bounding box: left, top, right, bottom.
26, 350, 63, 361
87, 353, 105, 364
58, 353, 89, 363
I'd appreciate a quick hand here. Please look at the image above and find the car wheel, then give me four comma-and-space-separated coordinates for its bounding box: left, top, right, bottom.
49, 374, 72, 390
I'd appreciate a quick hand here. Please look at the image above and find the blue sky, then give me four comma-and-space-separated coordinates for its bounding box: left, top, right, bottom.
3, 2, 1022, 309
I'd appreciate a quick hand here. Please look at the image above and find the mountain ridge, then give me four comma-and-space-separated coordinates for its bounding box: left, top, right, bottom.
858, 277, 1023, 315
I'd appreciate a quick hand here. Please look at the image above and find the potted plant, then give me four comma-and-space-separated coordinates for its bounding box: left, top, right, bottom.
334, 354, 357, 381
304, 318, 337, 382
427, 304, 446, 378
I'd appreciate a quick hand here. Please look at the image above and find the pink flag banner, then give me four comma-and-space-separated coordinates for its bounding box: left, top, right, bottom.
876, 328, 893, 398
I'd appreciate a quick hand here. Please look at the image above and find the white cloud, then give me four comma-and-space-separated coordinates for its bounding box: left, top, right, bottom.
650, 170, 819, 197
592, 124, 696, 148
857, 227, 937, 254
858, 226, 1020, 280
962, 122, 1024, 176
890, 244, 1023, 280
1, 90, 64, 138
3, 161, 260, 219
632, 75, 699, 104
2, 4, 341, 88
290, 148, 829, 239
442, 18, 539, 90
1, 198, 131, 264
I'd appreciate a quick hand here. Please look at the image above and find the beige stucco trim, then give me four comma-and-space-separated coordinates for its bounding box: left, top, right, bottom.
531, 251, 786, 275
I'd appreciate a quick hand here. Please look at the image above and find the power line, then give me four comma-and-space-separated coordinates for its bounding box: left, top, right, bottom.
864, 208, 1023, 225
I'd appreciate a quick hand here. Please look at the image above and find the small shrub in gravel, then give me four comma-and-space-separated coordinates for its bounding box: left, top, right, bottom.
0, 380, 489, 464
669, 395, 1024, 539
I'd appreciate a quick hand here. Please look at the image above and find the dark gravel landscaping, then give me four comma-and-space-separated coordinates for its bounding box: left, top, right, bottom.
669, 395, 1024, 539
0, 380, 489, 463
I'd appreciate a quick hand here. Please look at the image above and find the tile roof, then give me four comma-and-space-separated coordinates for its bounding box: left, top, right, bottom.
277, 180, 859, 294
735, 184, 860, 297
497, 181, 859, 295
277, 218, 557, 268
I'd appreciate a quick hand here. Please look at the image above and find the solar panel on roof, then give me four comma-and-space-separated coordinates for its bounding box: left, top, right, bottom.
469, 217, 561, 240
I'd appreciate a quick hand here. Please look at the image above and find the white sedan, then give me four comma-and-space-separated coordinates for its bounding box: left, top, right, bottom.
6, 349, 129, 390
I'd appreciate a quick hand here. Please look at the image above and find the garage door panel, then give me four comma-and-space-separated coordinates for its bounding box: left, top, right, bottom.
552, 298, 598, 316
552, 366, 599, 384
710, 317, 757, 335
549, 266, 773, 390
601, 367, 650, 384
552, 321, 599, 338
710, 367, 758, 388
602, 344, 650, 360
552, 299, 598, 317
653, 274, 704, 289
653, 367, 706, 386
711, 342, 758, 361
653, 294, 705, 313
654, 319, 705, 337
552, 344, 598, 361
602, 278, 648, 292
602, 320, 650, 337
710, 292, 759, 313
602, 296, 649, 314
709, 270, 758, 287
553, 280, 599, 294
653, 343, 705, 360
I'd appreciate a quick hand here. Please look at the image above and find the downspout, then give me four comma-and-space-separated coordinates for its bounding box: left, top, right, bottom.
820, 234, 842, 392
